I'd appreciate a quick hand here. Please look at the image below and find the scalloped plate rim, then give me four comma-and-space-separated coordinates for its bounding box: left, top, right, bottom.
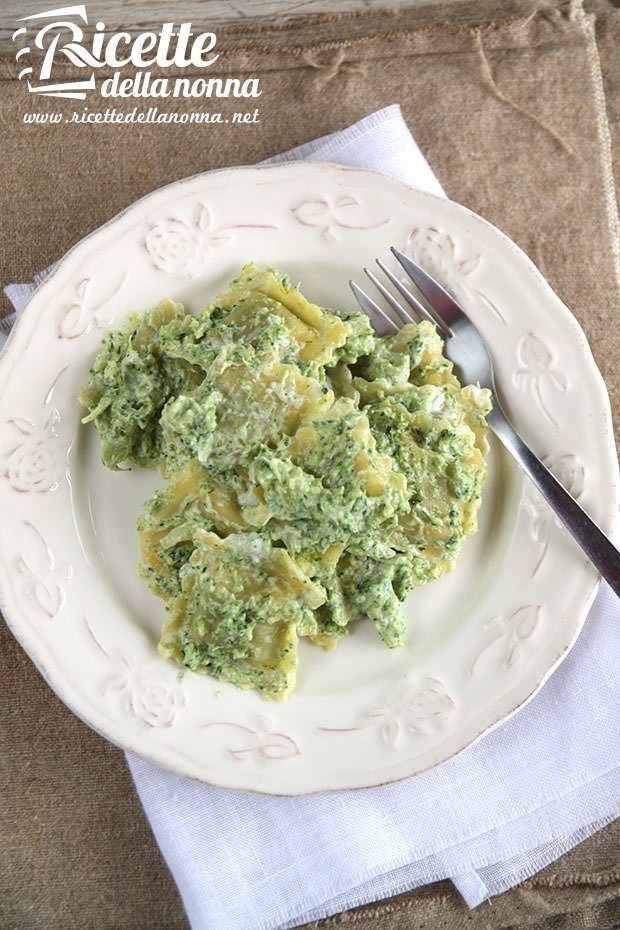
0, 161, 617, 794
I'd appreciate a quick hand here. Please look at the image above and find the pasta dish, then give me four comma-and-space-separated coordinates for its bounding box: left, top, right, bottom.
80, 266, 490, 699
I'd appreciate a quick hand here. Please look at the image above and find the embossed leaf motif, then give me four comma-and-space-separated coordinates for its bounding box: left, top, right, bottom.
15, 521, 71, 619
84, 619, 187, 728
59, 271, 127, 339
529, 507, 547, 546
370, 677, 456, 748
145, 201, 276, 277
523, 453, 585, 577
193, 203, 233, 246
513, 333, 568, 428
196, 202, 212, 232
5, 417, 36, 435
61, 277, 92, 338
202, 715, 301, 762
522, 482, 551, 578
203, 715, 301, 762
404, 227, 505, 323
320, 676, 456, 750
292, 194, 390, 241
506, 606, 540, 667
471, 605, 542, 676
458, 255, 481, 276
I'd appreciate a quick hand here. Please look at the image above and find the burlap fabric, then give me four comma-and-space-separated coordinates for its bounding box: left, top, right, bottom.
1, 1, 619, 928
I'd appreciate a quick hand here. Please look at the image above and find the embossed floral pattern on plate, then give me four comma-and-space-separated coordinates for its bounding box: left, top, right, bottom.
84, 618, 187, 728
403, 226, 506, 323
0, 162, 614, 794
470, 605, 542, 677
1, 367, 67, 493
292, 194, 390, 241
202, 716, 300, 761
145, 202, 277, 276
320, 677, 456, 749
523, 453, 586, 577
513, 333, 568, 428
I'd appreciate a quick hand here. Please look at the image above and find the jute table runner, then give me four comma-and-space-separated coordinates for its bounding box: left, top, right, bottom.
1, 2, 618, 927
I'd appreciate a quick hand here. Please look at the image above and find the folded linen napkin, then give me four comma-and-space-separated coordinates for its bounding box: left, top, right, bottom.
3, 105, 619, 930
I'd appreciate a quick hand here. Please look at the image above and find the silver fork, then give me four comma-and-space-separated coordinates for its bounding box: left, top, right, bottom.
351, 247, 620, 597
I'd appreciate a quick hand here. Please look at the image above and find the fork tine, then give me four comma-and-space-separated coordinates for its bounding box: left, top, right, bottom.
349, 280, 397, 332
375, 258, 451, 337
363, 267, 419, 326
391, 247, 455, 336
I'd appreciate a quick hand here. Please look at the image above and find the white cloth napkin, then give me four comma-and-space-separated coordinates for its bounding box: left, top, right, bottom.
4, 105, 619, 930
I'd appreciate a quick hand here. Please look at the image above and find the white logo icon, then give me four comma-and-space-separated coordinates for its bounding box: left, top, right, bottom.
11, 6, 267, 109
12, 5, 97, 100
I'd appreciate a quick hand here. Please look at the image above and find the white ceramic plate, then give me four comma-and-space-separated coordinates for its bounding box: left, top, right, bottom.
0, 163, 617, 794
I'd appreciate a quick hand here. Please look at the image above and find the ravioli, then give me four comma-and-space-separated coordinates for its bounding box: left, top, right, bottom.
81, 266, 491, 700
212, 263, 350, 364
159, 531, 324, 699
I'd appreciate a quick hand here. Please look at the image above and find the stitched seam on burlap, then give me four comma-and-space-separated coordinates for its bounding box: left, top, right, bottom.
0, 7, 586, 81
575, 0, 620, 293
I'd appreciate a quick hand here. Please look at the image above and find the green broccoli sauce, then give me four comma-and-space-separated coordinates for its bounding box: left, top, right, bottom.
81, 265, 491, 700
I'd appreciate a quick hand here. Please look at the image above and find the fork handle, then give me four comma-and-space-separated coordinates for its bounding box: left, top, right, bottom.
488, 406, 620, 598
